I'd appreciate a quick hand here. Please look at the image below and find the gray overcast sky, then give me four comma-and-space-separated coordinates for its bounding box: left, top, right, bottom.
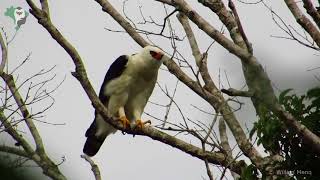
0, 0, 319, 180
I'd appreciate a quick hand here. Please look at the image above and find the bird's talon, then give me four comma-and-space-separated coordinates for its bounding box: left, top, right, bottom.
135, 119, 151, 129
118, 116, 130, 129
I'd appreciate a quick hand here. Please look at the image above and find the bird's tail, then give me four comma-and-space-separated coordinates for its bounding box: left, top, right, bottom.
83, 113, 116, 156
83, 135, 105, 157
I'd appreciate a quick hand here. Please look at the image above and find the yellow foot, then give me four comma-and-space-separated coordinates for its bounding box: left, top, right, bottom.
135, 119, 151, 129
118, 116, 130, 129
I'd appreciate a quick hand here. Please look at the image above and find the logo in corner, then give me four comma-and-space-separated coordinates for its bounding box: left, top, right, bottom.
4, 6, 29, 31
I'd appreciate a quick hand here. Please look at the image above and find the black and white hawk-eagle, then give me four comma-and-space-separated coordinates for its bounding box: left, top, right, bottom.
83, 45, 164, 156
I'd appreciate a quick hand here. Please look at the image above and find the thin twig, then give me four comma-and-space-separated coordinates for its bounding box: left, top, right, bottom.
228, 0, 253, 53
81, 154, 102, 180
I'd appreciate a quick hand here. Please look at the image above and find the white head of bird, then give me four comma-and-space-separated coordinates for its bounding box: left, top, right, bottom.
139, 45, 165, 66
14, 7, 26, 24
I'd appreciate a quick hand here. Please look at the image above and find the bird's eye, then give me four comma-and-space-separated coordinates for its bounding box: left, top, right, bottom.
150, 51, 157, 57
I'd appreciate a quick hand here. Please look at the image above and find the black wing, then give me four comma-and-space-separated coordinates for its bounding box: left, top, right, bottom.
85, 55, 128, 136
83, 55, 129, 156
98, 55, 129, 103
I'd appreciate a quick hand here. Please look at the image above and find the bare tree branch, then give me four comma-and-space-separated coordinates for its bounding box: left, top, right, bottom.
219, 118, 238, 178
22, 0, 320, 178
25, 0, 245, 174
175, 5, 265, 171
0, 29, 7, 73
228, 0, 253, 53
94, 0, 265, 173
0, 3, 66, 178
95, 0, 149, 47
0, 145, 29, 158
266, 2, 320, 51
176, 13, 217, 93
40, 0, 50, 14
81, 154, 102, 180
302, 0, 320, 28
1, 73, 45, 154
221, 88, 254, 97
174, 0, 320, 169
0, 112, 34, 155
284, 0, 320, 48
0, 110, 66, 180
198, 0, 248, 50
156, 0, 251, 60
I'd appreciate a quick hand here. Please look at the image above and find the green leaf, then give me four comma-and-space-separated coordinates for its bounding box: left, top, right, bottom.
241, 164, 258, 180
249, 125, 256, 139
279, 88, 292, 104
307, 87, 320, 98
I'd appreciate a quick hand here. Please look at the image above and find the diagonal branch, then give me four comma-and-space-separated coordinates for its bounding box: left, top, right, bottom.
0, 74, 67, 180
284, 0, 320, 48
25, 0, 245, 174
94, 1, 223, 104
0, 111, 35, 155
177, 13, 217, 93
177, 13, 202, 66
219, 118, 232, 159
81, 154, 102, 180
0, 145, 29, 158
198, 0, 247, 50
1, 111, 67, 179
228, 0, 253, 53
302, 0, 320, 29
94, 0, 265, 172
1, 73, 45, 154
219, 118, 239, 178
94, 0, 320, 170
221, 88, 254, 97
159, 9, 178, 35
95, 0, 149, 47
175, 8, 264, 170
40, 0, 50, 14
0, 30, 7, 73
156, 0, 251, 60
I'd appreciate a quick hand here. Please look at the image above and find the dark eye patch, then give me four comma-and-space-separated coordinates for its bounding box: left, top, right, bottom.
150, 51, 157, 57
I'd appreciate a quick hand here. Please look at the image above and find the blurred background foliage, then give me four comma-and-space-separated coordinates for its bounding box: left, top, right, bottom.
0, 154, 42, 180
249, 87, 320, 179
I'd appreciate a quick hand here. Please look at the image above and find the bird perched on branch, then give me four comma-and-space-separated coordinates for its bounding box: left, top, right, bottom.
83, 45, 164, 156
